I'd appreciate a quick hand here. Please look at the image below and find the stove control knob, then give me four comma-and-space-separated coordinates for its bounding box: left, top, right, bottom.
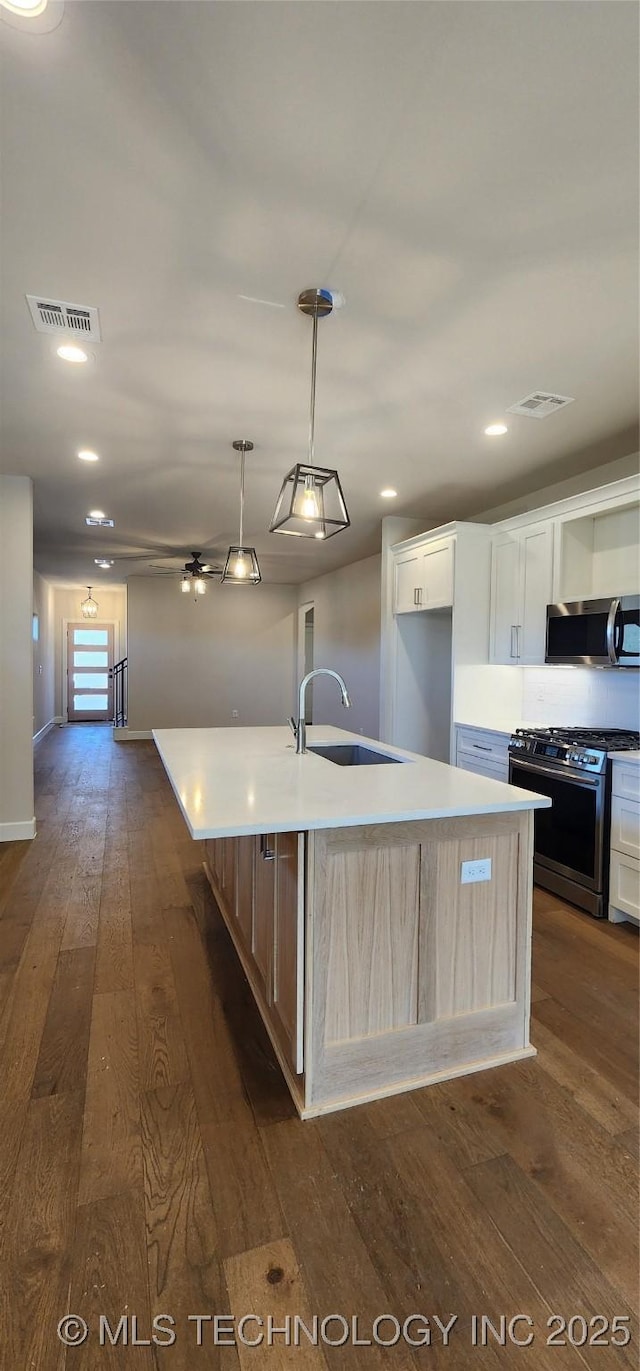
586, 754, 598, 765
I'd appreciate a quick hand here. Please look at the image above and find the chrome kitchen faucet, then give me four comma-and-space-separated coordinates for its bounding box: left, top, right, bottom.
288, 669, 352, 755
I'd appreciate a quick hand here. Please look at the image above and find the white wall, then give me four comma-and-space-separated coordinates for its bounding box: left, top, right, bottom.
32, 571, 55, 738
298, 553, 382, 739
472, 451, 639, 525
52, 585, 127, 720
522, 666, 640, 731
0, 476, 35, 839
126, 577, 297, 731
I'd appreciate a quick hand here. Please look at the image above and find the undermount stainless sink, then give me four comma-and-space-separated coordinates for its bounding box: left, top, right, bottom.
307, 743, 407, 766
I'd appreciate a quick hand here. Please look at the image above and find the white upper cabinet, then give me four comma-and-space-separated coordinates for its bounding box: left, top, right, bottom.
393, 536, 454, 613
490, 521, 554, 664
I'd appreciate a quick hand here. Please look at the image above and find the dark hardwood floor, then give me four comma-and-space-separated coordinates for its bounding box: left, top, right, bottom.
0, 724, 637, 1369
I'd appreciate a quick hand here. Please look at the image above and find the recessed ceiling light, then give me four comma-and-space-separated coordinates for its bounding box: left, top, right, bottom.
484, 423, 508, 436
94, 558, 113, 568
0, 0, 48, 14
78, 449, 99, 462
56, 343, 88, 364
88, 509, 105, 520
380, 488, 397, 499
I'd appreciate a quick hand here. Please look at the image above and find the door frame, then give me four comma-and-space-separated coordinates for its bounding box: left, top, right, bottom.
62, 617, 122, 722
297, 601, 314, 724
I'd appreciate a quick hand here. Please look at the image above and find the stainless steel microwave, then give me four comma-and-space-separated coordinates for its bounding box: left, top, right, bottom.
545, 596, 640, 667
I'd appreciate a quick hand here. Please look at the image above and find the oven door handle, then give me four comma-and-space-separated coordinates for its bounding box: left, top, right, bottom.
606, 598, 621, 665
510, 760, 600, 789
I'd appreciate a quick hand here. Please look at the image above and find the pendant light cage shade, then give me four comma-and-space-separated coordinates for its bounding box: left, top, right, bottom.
222, 439, 262, 584
80, 586, 99, 619
269, 463, 350, 539
221, 546, 262, 584
270, 287, 349, 540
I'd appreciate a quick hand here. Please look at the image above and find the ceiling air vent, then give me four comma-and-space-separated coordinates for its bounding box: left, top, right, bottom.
26, 295, 102, 341
506, 391, 574, 420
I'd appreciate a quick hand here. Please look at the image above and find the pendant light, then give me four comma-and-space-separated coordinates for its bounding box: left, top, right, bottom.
222, 440, 261, 584
269, 288, 350, 539
80, 586, 99, 619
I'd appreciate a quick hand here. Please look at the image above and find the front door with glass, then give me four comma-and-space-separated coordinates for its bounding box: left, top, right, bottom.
67, 623, 114, 722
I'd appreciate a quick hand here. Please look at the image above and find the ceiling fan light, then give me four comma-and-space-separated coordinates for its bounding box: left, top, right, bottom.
193, 577, 207, 596
269, 463, 349, 539
180, 575, 191, 593
80, 586, 99, 619
221, 546, 261, 584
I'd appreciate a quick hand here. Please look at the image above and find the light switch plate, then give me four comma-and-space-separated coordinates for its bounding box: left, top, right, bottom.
461, 857, 492, 884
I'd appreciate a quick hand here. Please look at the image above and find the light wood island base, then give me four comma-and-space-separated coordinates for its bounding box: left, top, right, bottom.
204, 808, 536, 1118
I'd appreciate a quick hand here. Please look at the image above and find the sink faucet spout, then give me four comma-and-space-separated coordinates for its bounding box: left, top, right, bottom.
291, 669, 352, 755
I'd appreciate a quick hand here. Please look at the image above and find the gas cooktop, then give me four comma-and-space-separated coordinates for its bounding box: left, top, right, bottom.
509, 726, 639, 773
517, 726, 639, 748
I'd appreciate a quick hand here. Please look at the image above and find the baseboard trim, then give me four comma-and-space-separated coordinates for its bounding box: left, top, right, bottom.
0, 817, 36, 842
113, 727, 153, 742
33, 718, 59, 745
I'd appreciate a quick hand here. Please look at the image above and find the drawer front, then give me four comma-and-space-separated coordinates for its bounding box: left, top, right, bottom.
611, 794, 640, 859
609, 850, 640, 920
611, 762, 640, 802
456, 727, 510, 763
456, 750, 509, 782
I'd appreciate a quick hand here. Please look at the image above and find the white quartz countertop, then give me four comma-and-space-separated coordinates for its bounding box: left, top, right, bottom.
609, 750, 640, 764
454, 720, 545, 738
153, 725, 551, 840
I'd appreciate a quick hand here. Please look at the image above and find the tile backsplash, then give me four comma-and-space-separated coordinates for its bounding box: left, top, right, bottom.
523, 667, 640, 730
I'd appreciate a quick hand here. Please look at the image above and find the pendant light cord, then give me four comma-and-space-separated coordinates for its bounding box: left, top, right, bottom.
238, 444, 245, 546
308, 297, 319, 464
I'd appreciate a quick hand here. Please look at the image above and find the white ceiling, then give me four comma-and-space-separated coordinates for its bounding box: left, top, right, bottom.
1, 0, 638, 587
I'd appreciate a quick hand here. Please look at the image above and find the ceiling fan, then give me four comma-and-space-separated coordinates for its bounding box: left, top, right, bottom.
175, 551, 221, 580
148, 551, 224, 595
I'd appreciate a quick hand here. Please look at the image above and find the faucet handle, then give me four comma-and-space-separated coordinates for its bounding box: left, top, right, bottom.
287, 716, 298, 738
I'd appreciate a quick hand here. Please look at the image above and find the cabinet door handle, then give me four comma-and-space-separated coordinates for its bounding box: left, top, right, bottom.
414, 587, 423, 606
472, 743, 492, 751
510, 625, 518, 659
517, 624, 522, 659
413, 587, 419, 606
260, 834, 275, 861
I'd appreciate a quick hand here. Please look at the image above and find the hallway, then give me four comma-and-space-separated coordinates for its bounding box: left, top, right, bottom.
0, 724, 637, 1368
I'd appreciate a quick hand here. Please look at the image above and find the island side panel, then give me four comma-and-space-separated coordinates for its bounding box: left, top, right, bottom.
419, 828, 519, 1021
305, 811, 535, 1115
322, 843, 420, 1043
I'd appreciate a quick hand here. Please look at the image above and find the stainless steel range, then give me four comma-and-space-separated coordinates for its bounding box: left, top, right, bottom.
508, 726, 640, 918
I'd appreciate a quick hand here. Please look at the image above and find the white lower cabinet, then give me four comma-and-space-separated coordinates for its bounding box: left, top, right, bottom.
455, 726, 510, 781
609, 762, 640, 925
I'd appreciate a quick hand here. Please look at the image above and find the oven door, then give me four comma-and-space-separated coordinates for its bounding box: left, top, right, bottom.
509, 758, 605, 893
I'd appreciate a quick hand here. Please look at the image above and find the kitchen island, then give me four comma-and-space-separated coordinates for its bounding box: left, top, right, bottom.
154, 725, 550, 1118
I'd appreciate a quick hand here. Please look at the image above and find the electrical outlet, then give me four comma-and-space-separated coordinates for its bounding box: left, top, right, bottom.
231, 710, 239, 719
460, 857, 492, 884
